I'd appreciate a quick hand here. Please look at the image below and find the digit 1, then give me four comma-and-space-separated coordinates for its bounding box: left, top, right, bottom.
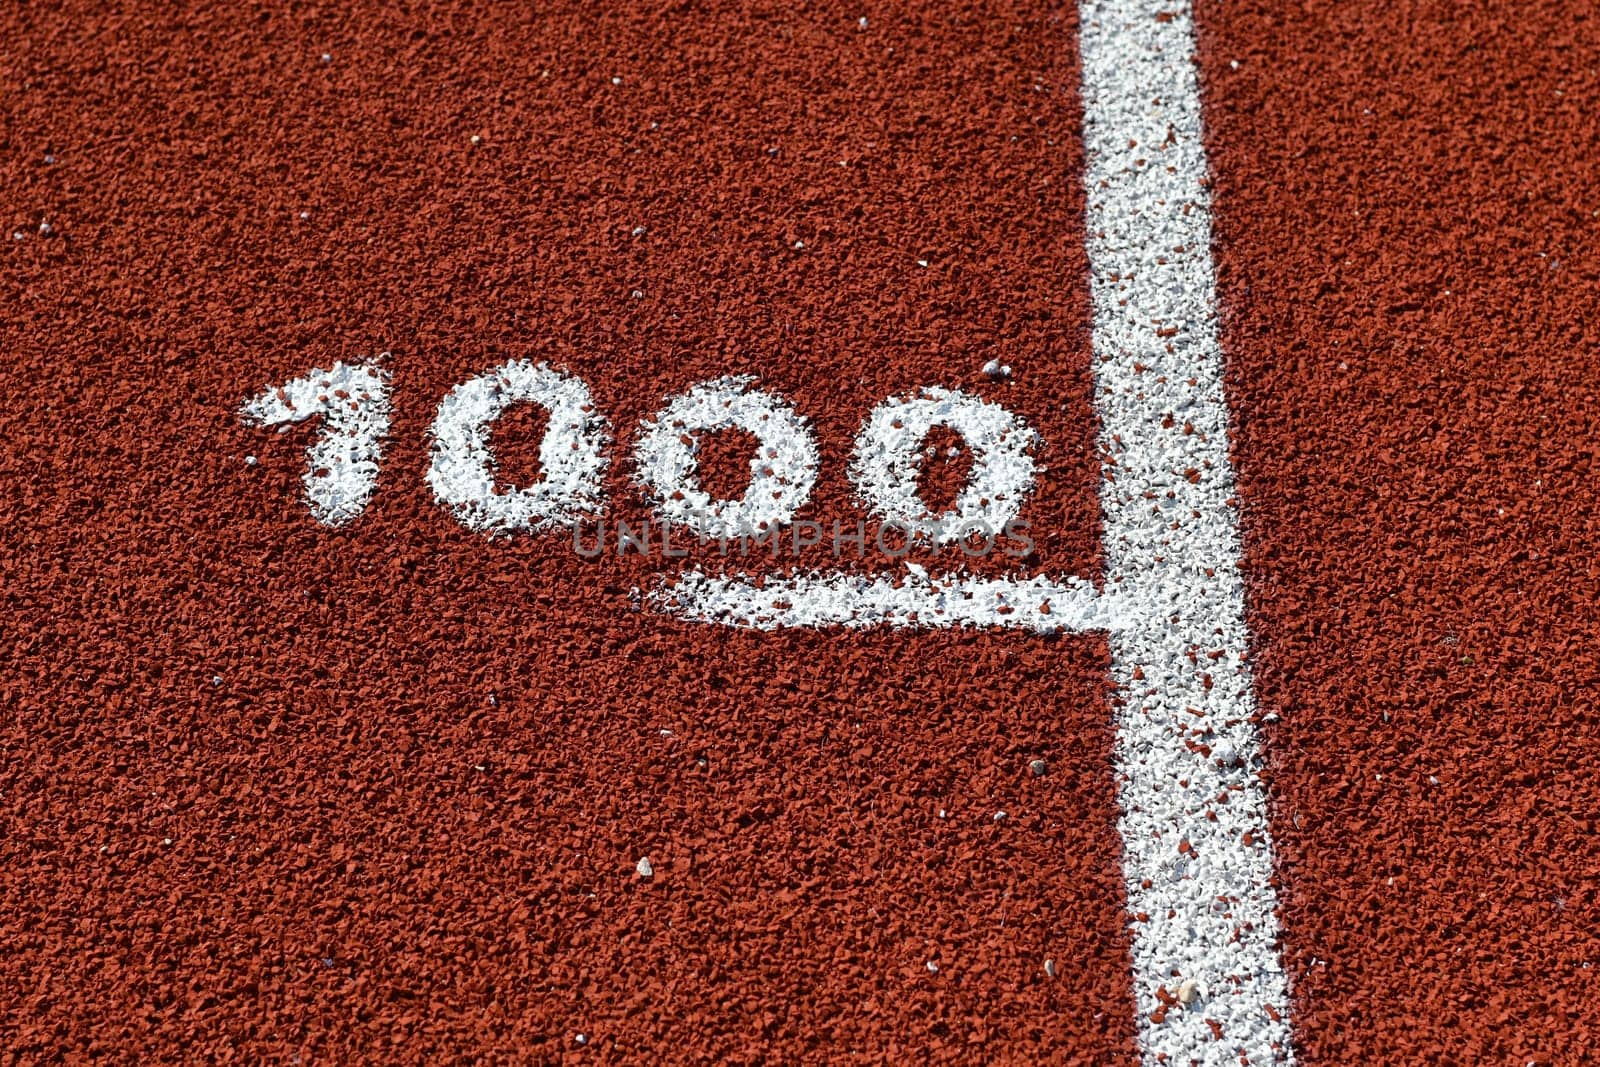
239, 361, 392, 527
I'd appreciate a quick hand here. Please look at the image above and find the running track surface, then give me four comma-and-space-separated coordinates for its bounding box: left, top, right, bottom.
1, 1, 1596, 1064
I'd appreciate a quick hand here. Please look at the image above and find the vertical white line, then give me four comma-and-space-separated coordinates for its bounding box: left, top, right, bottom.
1078, 1, 1295, 1062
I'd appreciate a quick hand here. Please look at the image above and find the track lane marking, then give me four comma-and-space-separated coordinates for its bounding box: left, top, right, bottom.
1079, 0, 1295, 1059
655, 569, 1116, 632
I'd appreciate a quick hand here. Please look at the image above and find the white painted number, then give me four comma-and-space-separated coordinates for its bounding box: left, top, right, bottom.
850, 386, 1039, 543
239, 361, 392, 527
241, 369, 1036, 544
427, 359, 610, 535
633, 375, 820, 539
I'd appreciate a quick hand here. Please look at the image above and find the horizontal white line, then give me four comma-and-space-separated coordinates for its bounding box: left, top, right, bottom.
653, 567, 1122, 633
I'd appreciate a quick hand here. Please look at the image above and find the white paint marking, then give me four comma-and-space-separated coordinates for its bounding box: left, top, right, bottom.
639, 6, 1295, 1057
634, 375, 819, 539
1079, 0, 1294, 1059
427, 360, 610, 535
656, 566, 1115, 632
849, 387, 1040, 544
239, 361, 391, 527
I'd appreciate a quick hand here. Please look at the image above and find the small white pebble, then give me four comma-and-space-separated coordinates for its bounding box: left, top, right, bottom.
611, 76, 623, 85
983, 359, 1012, 381
926, 961, 939, 973
575, 1033, 588, 1046
44, 154, 57, 164
162, 837, 173, 846
631, 225, 647, 237
937, 808, 947, 819
993, 811, 1007, 822
916, 258, 930, 268
635, 856, 654, 878
244, 455, 258, 466
1230, 59, 1240, 70
859, 16, 869, 28
658, 728, 673, 737
470, 134, 482, 146
298, 211, 310, 220
793, 240, 805, 250
631, 289, 644, 299
1044, 958, 1057, 977
487, 693, 497, 706
212, 675, 223, 686
1177, 978, 1203, 1005
12, 231, 23, 241
319, 53, 332, 64
1028, 758, 1048, 776
38, 222, 53, 236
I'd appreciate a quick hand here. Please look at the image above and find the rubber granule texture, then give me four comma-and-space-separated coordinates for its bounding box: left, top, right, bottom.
0, 1, 1139, 1063
1197, 0, 1600, 1062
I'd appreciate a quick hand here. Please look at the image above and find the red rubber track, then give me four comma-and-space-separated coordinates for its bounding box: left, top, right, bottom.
1198, 0, 1600, 1061
6, 0, 1599, 1063
0, 1, 1136, 1062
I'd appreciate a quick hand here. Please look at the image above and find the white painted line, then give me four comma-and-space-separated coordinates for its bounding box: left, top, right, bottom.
655, 567, 1117, 632
1079, 0, 1295, 1060
239, 361, 392, 527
